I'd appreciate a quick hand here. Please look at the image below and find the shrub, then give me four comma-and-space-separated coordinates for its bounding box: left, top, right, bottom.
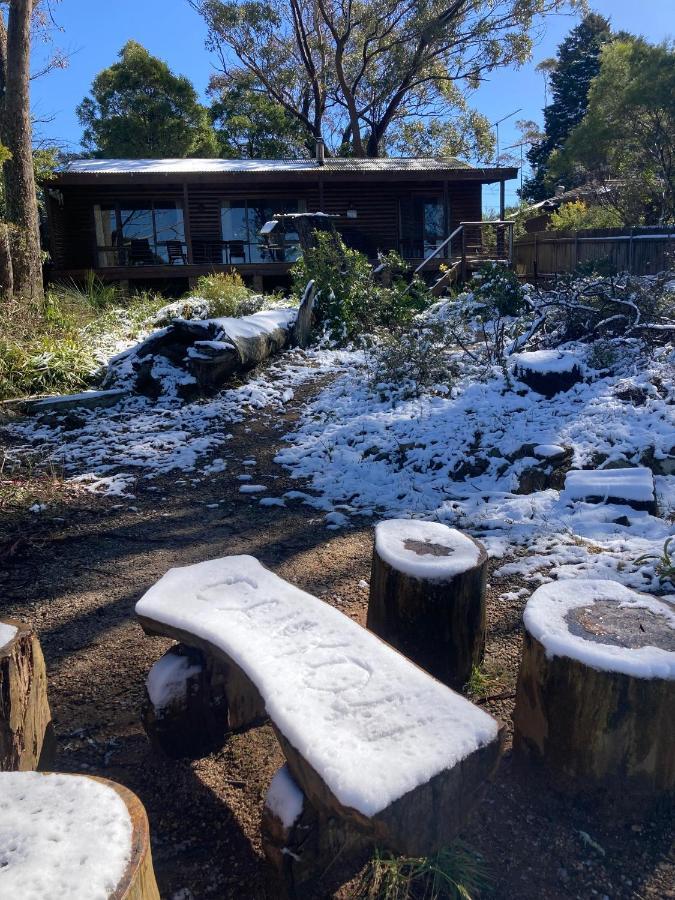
370, 319, 455, 397
192, 272, 250, 316
548, 200, 624, 232
292, 233, 433, 343
470, 262, 525, 317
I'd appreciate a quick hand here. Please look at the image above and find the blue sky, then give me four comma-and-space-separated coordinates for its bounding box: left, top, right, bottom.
31, 0, 673, 208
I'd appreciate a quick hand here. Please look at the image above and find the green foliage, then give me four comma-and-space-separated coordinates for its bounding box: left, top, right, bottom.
547, 201, 624, 232
370, 319, 455, 397
0, 330, 98, 401
555, 38, 675, 224
208, 71, 310, 158
358, 843, 490, 900
470, 263, 525, 317
292, 234, 432, 343
523, 14, 612, 202
77, 41, 218, 158
636, 538, 675, 585
192, 272, 251, 316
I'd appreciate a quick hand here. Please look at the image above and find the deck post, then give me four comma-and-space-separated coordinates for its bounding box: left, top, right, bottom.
443, 179, 450, 259
183, 183, 194, 265
499, 180, 506, 220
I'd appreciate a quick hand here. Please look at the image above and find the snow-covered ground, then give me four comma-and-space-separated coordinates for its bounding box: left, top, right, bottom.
276, 340, 675, 592
4, 350, 349, 497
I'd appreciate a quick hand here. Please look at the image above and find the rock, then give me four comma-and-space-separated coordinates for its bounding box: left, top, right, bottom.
512, 350, 584, 398
24, 388, 128, 415
563, 467, 657, 514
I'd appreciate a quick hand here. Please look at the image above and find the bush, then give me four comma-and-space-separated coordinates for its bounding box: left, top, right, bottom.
192, 272, 250, 317
370, 319, 455, 397
470, 262, 525, 317
292, 233, 433, 342
548, 200, 624, 232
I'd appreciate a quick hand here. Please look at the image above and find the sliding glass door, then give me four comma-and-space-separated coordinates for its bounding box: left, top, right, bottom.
399, 197, 446, 259
221, 199, 305, 263
93, 200, 187, 266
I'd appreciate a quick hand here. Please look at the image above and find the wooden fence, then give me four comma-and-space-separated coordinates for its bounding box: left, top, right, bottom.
514, 226, 675, 281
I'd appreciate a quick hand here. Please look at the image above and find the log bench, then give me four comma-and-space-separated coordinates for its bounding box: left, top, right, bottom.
0, 619, 55, 771
514, 579, 675, 797
136, 555, 503, 877
0, 771, 160, 899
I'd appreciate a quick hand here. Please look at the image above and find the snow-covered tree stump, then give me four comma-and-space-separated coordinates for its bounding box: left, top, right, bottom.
367, 521, 488, 689
0, 620, 55, 772
142, 643, 266, 758
514, 580, 675, 795
0, 772, 160, 899
512, 350, 584, 398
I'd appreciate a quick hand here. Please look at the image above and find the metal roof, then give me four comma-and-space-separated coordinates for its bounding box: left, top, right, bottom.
59, 156, 512, 178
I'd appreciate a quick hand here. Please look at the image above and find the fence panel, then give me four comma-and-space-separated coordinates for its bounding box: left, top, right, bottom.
514, 227, 675, 281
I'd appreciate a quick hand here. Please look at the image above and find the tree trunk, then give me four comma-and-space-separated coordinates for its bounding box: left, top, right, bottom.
0, 221, 14, 301
4, 0, 44, 306
514, 596, 675, 797
0, 618, 55, 771
367, 523, 488, 690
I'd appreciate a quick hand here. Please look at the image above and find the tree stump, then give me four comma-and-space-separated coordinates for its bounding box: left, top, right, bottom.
261, 764, 371, 898
0, 619, 55, 771
0, 771, 160, 899
514, 579, 675, 796
142, 643, 266, 758
512, 350, 584, 397
367, 520, 488, 689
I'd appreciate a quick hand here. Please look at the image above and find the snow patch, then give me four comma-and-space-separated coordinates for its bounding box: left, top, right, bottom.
0, 623, 17, 649
375, 520, 481, 580
563, 468, 655, 504
265, 765, 304, 828
146, 653, 202, 710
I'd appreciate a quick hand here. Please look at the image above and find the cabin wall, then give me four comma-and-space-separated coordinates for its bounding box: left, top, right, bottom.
47, 177, 484, 275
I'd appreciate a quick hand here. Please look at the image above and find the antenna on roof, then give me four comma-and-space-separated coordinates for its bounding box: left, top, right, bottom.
491, 108, 522, 166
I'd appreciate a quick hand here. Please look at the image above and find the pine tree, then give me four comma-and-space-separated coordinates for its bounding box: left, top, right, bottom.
77, 41, 218, 159
522, 14, 611, 202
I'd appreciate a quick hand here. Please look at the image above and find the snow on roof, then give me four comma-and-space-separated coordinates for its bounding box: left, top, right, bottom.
0, 772, 133, 899
0, 622, 17, 649
136, 554, 499, 818
523, 580, 675, 678
375, 519, 482, 580
61, 156, 483, 176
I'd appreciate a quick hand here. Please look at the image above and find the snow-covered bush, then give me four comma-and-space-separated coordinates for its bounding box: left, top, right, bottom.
192, 272, 250, 316
470, 262, 525, 317
369, 319, 456, 397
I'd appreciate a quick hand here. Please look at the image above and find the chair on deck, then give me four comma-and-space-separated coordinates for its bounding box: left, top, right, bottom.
128, 239, 154, 266
166, 241, 187, 265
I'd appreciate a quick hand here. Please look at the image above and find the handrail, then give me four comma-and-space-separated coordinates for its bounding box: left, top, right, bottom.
413, 224, 464, 275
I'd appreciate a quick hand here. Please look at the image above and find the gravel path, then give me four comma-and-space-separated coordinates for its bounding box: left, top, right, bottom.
0, 363, 672, 900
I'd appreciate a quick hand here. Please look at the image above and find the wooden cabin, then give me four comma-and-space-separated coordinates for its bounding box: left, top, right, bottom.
44, 156, 517, 292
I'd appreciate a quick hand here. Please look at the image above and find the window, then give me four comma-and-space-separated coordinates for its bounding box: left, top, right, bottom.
220, 199, 305, 263
93, 201, 187, 267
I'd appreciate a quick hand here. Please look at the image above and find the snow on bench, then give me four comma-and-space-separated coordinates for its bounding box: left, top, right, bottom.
514, 580, 675, 793
563, 467, 656, 513
0, 771, 160, 899
136, 555, 503, 855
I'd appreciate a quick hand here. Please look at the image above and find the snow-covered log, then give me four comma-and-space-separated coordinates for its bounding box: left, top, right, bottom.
511, 349, 584, 397
513, 580, 675, 795
142, 643, 265, 758
563, 467, 657, 514
105, 287, 316, 398
367, 521, 488, 689
136, 555, 504, 857
0, 620, 55, 772
0, 771, 160, 899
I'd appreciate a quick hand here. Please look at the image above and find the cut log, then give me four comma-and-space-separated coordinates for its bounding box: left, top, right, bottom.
513, 579, 675, 795
512, 349, 584, 397
563, 467, 657, 514
367, 520, 488, 689
0, 619, 55, 771
0, 771, 160, 900
136, 555, 503, 857
261, 763, 370, 897
142, 642, 266, 758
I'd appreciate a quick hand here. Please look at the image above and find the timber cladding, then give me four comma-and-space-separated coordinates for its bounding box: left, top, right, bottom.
45, 175, 486, 277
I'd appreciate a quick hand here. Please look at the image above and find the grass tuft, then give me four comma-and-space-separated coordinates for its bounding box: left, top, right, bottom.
358, 843, 490, 900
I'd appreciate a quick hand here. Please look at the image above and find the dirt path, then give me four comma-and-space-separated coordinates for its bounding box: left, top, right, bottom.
0, 365, 672, 900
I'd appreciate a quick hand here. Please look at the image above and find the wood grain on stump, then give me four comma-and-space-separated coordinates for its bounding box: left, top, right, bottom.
514, 580, 675, 795
0, 619, 55, 771
104, 777, 161, 900
367, 521, 488, 689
